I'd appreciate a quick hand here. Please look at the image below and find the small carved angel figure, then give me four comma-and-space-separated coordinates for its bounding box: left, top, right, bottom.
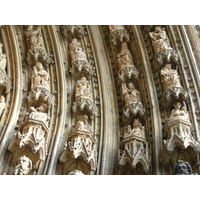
122, 82, 141, 106
25, 25, 44, 49
132, 119, 145, 137
149, 26, 172, 54
117, 42, 134, 70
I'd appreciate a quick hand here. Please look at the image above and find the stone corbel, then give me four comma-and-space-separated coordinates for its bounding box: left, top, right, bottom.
61, 25, 85, 39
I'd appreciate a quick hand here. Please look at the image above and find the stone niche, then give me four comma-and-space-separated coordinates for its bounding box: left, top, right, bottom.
60, 115, 97, 175
118, 119, 150, 173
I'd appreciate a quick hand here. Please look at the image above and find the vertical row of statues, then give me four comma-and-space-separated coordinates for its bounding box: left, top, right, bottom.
108, 25, 151, 174
0, 43, 11, 118
8, 25, 52, 175
149, 26, 199, 174
59, 26, 97, 175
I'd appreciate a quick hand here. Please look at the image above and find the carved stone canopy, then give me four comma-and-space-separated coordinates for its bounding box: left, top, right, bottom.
109, 25, 130, 46
60, 115, 97, 174
61, 25, 85, 39
165, 102, 200, 153
118, 119, 150, 173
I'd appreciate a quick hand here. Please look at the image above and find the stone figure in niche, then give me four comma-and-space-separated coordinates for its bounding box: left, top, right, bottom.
27, 102, 49, 125
73, 115, 92, 133
75, 77, 92, 101
25, 25, 44, 49
172, 160, 193, 175
14, 155, 32, 175
149, 26, 172, 54
160, 64, 182, 91
108, 25, 125, 33
169, 101, 189, 121
122, 82, 141, 106
117, 42, 134, 69
0, 43, 11, 94
149, 26, 178, 65
68, 170, 84, 175
0, 43, 6, 71
69, 38, 87, 62
124, 118, 145, 138
0, 95, 6, 117
32, 61, 50, 90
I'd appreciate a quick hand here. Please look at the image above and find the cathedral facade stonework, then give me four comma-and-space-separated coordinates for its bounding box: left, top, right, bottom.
0, 25, 200, 175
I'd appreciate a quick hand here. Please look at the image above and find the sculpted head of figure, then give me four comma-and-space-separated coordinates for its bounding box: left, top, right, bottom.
36, 102, 47, 112
121, 42, 128, 50
68, 170, 84, 175
173, 160, 193, 175
154, 26, 162, 33
164, 63, 172, 70
133, 118, 140, 128
14, 155, 32, 175
80, 77, 87, 81
35, 61, 44, 70
26, 25, 33, 31
128, 82, 135, 90
77, 115, 88, 123
174, 102, 182, 110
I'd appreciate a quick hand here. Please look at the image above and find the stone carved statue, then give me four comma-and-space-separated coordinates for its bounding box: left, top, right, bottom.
119, 119, 150, 172
122, 82, 141, 106
0, 43, 6, 71
32, 61, 50, 90
160, 64, 182, 91
149, 26, 178, 65
25, 25, 44, 49
124, 119, 145, 138
14, 155, 32, 175
122, 82, 145, 118
75, 77, 92, 101
117, 42, 134, 69
69, 39, 87, 62
73, 77, 96, 115
73, 115, 92, 133
0, 43, 11, 94
60, 115, 97, 174
0, 95, 6, 117
27, 103, 49, 125
69, 38, 92, 75
172, 160, 193, 175
68, 170, 85, 175
149, 26, 172, 54
169, 101, 189, 122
